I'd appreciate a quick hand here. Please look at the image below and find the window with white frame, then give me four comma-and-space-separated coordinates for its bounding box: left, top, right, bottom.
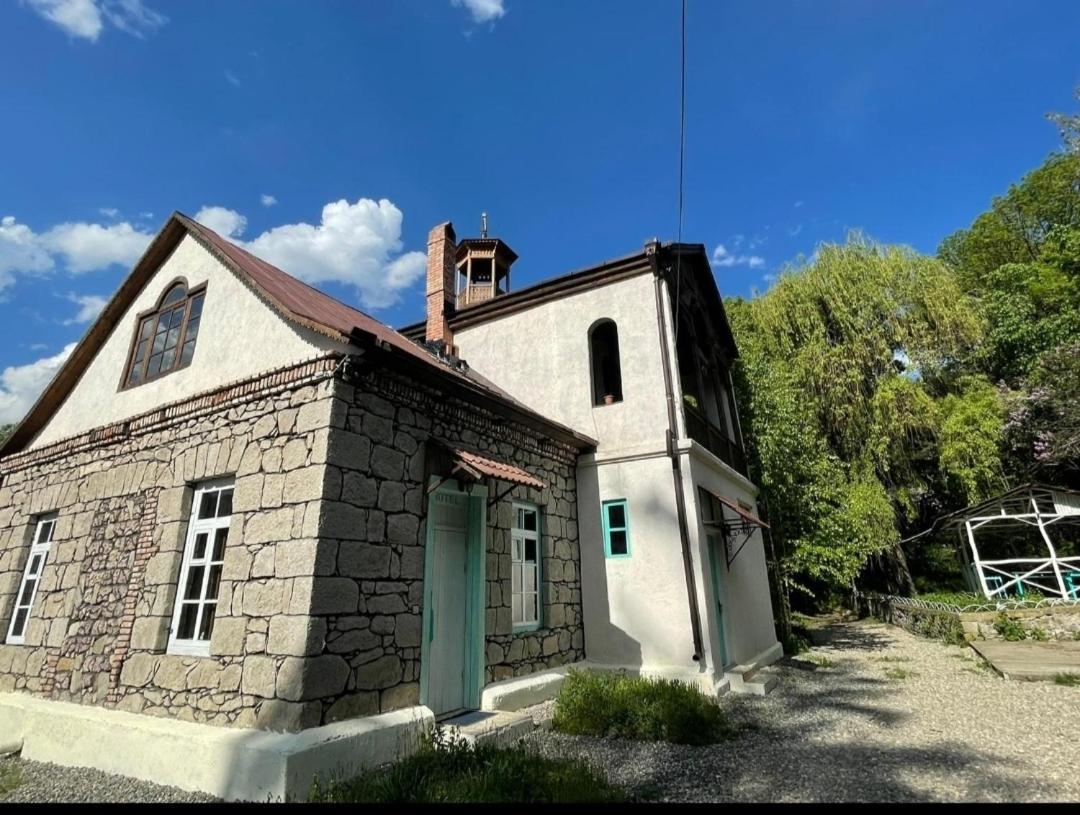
169, 481, 233, 655
512, 503, 541, 629
6, 515, 56, 644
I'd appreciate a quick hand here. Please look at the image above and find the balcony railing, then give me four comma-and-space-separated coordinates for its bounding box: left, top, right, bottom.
683, 402, 748, 477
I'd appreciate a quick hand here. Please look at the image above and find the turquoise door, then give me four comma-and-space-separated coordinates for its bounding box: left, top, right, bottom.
427, 491, 469, 715
420, 482, 487, 717
707, 533, 729, 667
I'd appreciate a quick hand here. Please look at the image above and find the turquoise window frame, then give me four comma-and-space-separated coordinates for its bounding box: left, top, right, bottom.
512, 502, 543, 633
602, 499, 631, 559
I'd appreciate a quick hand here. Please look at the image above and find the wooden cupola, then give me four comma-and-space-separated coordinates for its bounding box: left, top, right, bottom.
455, 213, 518, 308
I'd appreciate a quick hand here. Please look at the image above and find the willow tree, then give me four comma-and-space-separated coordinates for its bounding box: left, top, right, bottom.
727, 236, 998, 605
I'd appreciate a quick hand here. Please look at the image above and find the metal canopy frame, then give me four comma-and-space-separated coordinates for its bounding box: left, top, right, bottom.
944, 485, 1080, 601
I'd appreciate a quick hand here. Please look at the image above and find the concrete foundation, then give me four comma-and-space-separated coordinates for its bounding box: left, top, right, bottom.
0, 692, 434, 801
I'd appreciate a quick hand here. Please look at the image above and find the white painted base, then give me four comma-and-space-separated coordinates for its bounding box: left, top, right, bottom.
0, 692, 434, 802
480, 663, 580, 711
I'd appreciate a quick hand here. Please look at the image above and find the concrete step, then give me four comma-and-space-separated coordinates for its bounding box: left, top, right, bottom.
441, 710, 535, 747
724, 664, 779, 696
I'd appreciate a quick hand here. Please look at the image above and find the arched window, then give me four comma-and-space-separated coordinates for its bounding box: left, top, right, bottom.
123, 280, 206, 388
589, 319, 623, 406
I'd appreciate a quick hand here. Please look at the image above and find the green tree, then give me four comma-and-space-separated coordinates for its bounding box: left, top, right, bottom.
728, 236, 998, 604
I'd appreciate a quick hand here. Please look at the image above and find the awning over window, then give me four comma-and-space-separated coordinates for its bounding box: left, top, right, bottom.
446, 446, 547, 490
713, 492, 769, 530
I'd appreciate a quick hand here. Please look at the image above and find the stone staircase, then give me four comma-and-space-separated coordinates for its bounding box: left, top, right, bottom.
441, 710, 536, 747
724, 664, 780, 695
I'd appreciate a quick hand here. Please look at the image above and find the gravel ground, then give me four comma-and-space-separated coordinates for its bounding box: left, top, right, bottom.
3, 620, 1078, 803
0, 756, 218, 803
526, 620, 1080, 803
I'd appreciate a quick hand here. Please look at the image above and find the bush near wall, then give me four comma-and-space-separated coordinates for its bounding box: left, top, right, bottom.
551, 669, 734, 746
309, 728, 622, 803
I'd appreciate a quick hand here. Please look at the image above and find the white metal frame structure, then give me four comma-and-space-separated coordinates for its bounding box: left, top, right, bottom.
937, 485, 1080, 601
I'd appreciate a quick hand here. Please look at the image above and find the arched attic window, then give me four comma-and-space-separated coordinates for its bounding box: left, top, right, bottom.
122, 280, 206, 388
589, 319, 623, 406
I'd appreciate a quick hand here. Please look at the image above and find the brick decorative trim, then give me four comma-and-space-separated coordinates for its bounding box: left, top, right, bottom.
107, 488, 161, 703
1, 354, 344, 475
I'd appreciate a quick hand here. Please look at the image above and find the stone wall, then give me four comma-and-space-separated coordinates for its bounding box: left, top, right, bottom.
0, 358, 348, 732
307, 365, 585, 722
0, 354, 587, 733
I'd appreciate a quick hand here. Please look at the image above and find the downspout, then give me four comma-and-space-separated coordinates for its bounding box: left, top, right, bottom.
648, 242, 704, 662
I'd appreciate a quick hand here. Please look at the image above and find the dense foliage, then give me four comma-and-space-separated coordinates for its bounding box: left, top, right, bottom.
552, 669, 734, 745
309, 727, 622, 803
727, 89, 1079, 609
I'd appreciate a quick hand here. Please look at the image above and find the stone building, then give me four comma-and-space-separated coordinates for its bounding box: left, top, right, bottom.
0, 211, 778, 799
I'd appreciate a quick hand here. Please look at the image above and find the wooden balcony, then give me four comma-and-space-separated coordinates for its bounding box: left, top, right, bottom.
684, 402, 748, 477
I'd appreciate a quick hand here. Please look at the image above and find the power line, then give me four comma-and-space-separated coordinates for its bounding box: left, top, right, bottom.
673, 0, 687, 342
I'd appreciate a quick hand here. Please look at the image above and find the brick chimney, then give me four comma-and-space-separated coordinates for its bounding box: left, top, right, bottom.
425, 222, 457, 348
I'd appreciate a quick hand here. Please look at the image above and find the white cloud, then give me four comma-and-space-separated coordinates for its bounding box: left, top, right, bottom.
63, 292, 108, 325
788, 223, 803, 237
452, 0, 506, 24
0, 216, 55, 290
98, 207, 120, 219
238, 198, 427, 309
794, 200, 804, 208
41, 220, 153, 273
763, 273, 778, 283
712, 244, 765, 269
0, 215, 153, 287
194, 206, 247, 239
224, 70, 241, 88
25, 0, 165, 41
260, 194, 277, 208
0, 343, 76, 425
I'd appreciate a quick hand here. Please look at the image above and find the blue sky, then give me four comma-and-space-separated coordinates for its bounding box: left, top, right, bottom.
0, 0, 1078, 422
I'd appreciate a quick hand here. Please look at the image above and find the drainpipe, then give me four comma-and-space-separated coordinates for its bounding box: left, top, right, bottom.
647, 241, 704, 662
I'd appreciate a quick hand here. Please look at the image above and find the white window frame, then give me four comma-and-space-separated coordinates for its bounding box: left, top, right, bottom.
511, 502, 542, 631
6, 515, 57, 645
168, 479, 234, 656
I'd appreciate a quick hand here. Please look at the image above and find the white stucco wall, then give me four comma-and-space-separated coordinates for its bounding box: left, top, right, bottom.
685, 441, 780, 669
453, 273, 669, 454
578, 449, 701, 672
32, 234, 347, 448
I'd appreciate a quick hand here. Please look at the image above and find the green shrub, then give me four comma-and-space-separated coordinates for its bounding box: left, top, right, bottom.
903, 608, 968, 645
309, 727, 621, 803
0, 763, 20, 797
993, 613, 1028, 641
917, 591, 983, 607
1031, 627, 1050, 642
1054, 673, 1080, 687
552, 669, 734, 746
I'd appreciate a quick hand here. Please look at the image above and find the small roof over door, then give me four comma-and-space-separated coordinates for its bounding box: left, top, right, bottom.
444, 445, 547, 490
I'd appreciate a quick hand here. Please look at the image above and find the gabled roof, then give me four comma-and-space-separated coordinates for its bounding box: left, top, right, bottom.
1, 213, 595, 456
398, 241, 740, 359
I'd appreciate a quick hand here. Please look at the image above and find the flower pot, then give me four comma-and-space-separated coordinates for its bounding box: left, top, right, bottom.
603, 394, 616, 405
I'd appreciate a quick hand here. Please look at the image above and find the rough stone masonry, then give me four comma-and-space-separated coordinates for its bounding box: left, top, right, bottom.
0, 354, 585, 732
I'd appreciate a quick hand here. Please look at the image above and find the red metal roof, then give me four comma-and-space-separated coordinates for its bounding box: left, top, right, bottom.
449, 447, 547, 490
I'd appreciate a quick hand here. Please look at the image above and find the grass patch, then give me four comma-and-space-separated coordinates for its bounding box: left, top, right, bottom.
0, 763, 21, 797
1054, 673, 1080, 687
551, 668, 734, 746
802, 653, 836, 668
883, 667, 918, 681
309, 728, 622, 803
870, 655, 912, 663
